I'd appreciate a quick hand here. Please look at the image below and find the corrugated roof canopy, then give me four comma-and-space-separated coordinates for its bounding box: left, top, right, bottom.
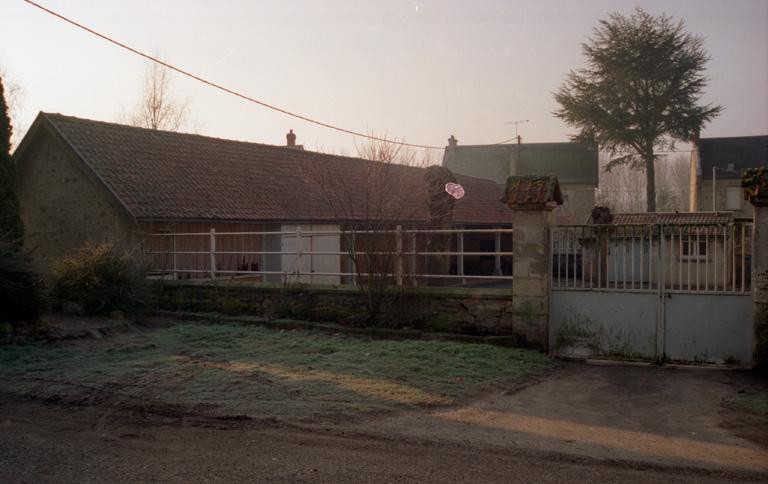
607, 212, 735, 225
23, 113, 513, 225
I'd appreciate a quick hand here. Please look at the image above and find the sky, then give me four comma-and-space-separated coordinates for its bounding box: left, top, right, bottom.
2, 0, 767, 157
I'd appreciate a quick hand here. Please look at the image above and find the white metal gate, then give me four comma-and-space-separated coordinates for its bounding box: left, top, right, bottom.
550, 223, 753, 365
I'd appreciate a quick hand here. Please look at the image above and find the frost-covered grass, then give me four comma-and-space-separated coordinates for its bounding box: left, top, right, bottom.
0, 322, 554, 419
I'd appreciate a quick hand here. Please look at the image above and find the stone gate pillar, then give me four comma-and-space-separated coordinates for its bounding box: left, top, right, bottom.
742, 168, 768, 368
503, 175, 563, 351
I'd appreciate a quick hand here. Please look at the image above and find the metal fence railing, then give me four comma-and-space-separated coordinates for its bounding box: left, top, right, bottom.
144, 226, 514, 288
551, 223, 753, 294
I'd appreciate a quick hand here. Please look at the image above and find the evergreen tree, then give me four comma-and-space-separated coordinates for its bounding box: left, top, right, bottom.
554, 8, 722, 212
0, 76, 24, 241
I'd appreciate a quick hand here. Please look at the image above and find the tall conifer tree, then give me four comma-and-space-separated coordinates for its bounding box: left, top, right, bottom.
0, 76, 24, 241
555, 8, 722, 212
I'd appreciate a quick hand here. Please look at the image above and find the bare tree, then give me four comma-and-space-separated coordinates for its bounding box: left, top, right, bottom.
127, 61, 190, 131
596, 153, 690, 213
0, 64, 25, 149
655, 155, 691, 212
309, 133, 428, 325
354, 133, 419, 166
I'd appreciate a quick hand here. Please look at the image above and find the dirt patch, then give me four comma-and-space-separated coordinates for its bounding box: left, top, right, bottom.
347, 362, 768, 473
1, 395, 765, 484
719, 409, 768, 448
719, 373, 768, 448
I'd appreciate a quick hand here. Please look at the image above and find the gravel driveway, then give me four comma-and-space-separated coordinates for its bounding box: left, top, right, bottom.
350, 362, 768, 473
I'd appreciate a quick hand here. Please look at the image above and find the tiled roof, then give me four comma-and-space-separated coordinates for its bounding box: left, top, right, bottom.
29, 113, 513, 225
502, 175, 563, 208
699, 135, 768, 180
608, 212, 735, 225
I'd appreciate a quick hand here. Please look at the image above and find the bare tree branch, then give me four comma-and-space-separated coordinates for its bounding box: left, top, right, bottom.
307, 132, 427, 325
0, 64, 26, 149
127, 61, 190, 131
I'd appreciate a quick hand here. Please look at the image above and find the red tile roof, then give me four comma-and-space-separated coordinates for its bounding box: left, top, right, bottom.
502, 174, 563, 208
30, 113, 513, 226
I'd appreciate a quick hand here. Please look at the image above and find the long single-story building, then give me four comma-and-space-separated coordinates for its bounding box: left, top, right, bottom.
14, 113, 515, 284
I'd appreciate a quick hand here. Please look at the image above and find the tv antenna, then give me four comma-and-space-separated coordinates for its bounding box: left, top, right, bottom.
495, 119, 530, 144
503, 119, 530, 137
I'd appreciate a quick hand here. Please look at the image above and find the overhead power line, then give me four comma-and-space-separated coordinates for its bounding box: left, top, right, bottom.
19, 1, 768, 155
22, 0, 445, 151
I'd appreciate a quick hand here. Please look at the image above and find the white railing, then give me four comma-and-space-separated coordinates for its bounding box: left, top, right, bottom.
551, 223, 753, 294
144, 226, 514, 288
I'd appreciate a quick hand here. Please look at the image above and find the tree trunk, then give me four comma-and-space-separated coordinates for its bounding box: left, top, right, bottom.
644, 150, 657, 212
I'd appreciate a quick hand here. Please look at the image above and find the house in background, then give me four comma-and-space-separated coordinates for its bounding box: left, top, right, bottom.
689, 135, 768, 219
442, 136, 598, 224
588, 212, 744, 290
556, 210, 750, 292
13, 113, 514, 283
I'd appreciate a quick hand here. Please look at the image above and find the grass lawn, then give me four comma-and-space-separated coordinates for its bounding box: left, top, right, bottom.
0, 322, 555, 420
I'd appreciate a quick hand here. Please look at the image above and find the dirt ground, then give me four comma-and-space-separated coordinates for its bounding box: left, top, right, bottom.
1, 319, 767, 482
350, 362, 768, 473
0, 395, 764, 484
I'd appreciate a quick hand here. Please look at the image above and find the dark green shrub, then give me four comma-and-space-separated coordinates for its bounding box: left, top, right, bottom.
0, 236, 44, 325
51, 243, 153, 315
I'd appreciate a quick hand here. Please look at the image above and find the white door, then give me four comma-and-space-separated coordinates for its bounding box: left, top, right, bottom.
280, 224, 340, 285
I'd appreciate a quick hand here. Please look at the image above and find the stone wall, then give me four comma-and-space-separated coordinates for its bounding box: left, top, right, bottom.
157, 282, 544, 349
16, 129, 141, 276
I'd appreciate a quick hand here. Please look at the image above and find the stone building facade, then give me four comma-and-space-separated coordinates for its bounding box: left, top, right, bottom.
14, 121, 141, 275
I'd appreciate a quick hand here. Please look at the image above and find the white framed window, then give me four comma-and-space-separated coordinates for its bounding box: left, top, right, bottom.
682, 239, 707, 261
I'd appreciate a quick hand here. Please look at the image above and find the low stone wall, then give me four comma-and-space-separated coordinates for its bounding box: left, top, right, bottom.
156, 281, 546, 350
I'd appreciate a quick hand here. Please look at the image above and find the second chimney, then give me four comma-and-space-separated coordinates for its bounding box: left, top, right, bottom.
286, 129, 296, 147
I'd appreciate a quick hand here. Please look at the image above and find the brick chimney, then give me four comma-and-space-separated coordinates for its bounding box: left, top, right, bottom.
286, 129, 296, 147
447, 135, 458, 148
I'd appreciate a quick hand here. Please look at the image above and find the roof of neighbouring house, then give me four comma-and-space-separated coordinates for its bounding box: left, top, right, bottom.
594, 212, 735, 225
698, 135, 768, 180
15, 112, 514, 225
442, 141, 598, 186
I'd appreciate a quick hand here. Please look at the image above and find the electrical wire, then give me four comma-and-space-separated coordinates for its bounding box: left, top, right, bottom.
22, 0, 445, 151
19, 1, 768, 155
